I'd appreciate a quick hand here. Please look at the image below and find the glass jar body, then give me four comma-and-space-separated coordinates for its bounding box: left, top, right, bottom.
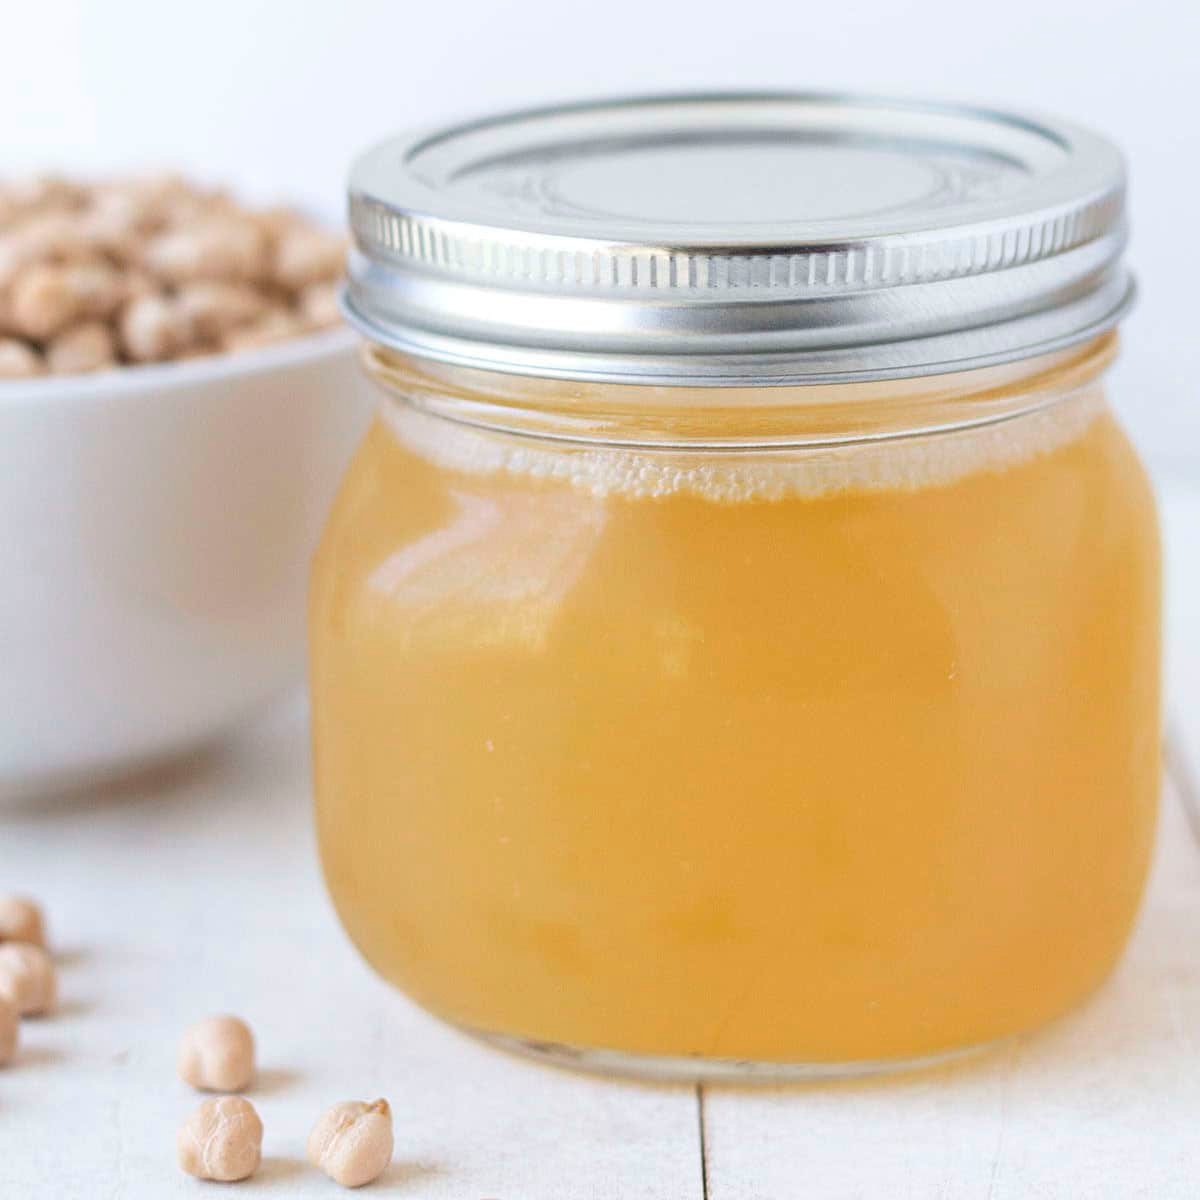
310, 339, 1161, 1077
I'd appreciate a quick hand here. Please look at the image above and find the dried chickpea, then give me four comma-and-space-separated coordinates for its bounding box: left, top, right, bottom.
7, 213, 92, 266
307, 1098, 393, 1188
9, 264, 81, 340
124, 172, 193, 208
0, 942, 56, 1016
220, 308, 301, 353
47, 321, 117, 374
61, 261, 126, 320
272, 226, 346, 292
251, 206, 306, 242
142, 218, 267, 286
0, 895, 46, 946
0, 288, 16, 333
178, 1014, 256, 1092
299, 281, 340, 329
89, 175, 186, 235
0, 237, 39, 291
0, 179, 69, 230
177, 1096, 263, 1182
160, 187, 240, 229
2, 175, 86, 217
176, 281, 267, 341
118, 268, 160, 303
0, 338, 42, 378
119, 294, 193, 362
0, 992, 17, 1066
85, 187, 159, 238
0, 173, 345, 378
79, 218, 142, 265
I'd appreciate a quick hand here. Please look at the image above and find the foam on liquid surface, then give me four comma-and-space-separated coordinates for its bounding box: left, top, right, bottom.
382, 385, 1104, 503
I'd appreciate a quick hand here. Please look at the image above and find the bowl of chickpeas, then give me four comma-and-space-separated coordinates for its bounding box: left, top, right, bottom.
0, 175, 374, 798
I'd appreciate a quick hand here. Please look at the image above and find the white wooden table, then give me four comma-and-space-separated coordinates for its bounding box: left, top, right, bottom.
1, 486, 1197, 1200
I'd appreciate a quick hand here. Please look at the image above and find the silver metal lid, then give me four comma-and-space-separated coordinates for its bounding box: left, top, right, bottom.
345, 92, 1132, 386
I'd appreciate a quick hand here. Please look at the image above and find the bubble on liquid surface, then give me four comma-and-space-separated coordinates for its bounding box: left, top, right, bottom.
382, 386, 1104, 503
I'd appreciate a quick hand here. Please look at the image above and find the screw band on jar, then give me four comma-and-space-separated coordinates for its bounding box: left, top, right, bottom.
345, 92, 1132, 386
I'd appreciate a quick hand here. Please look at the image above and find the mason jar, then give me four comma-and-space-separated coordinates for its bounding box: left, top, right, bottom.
311, 94, 1160, 1079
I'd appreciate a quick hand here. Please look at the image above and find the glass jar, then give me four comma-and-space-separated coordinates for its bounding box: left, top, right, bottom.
312, 95, 1161, 1079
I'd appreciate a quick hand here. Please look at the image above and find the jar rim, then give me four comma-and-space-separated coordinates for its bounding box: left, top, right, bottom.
364, 332, 1119, 455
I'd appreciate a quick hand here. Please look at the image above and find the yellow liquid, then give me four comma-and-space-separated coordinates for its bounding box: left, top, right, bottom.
310, 366, 1160, 1066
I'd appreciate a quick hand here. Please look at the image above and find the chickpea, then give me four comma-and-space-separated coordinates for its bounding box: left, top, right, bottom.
156, 184, 239, 230
0, 992, 17, 1066
0, 289, 15, 334
0, 174, 348, 377
0, 236, 39, 292
177, 1096, 263, 1182
2, 176, 86, 218
0, 338, 42, 378
9, 264, 81, 340
177, 1014, 256, 1092
119, 294, 193, 362
83, 187, 160, 246
6, 213, 92, 266
220, 309, 301, 353
0, 942, 56, 1016
176, 281, 267, 341
47, 321, 117, 375
299, 281, 341, 329
61, 261, 126, 320
118, 268, 160, 304
0, 180, 58, 230
0, 217, 85, 299
307, 1098, 393, 1188
0, 895, 46, 946
79, 218, 143, 267
272, 226, 346, 292
251, 206, 307, 242
85, 175, 185, 238
142, 218, 268, 286
123, 172, 193, 210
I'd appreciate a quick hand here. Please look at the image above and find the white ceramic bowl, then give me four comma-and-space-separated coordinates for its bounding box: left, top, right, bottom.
0, 328, 374, 798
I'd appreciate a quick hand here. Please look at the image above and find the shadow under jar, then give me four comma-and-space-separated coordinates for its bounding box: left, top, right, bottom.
311, 94, 1161, 1080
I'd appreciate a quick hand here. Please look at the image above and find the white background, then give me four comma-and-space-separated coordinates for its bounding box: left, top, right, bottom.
4, 0, 1198, 477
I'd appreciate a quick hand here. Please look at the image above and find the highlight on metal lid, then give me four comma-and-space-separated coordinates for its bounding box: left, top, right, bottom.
344, 92, 1133, 386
